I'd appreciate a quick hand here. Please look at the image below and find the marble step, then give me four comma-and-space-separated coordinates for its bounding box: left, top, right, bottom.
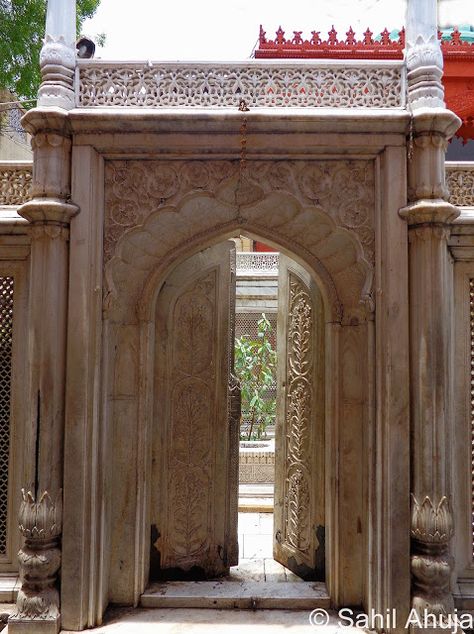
141, 580, 330, 610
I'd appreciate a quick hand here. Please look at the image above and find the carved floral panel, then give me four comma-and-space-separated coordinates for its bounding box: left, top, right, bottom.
164, 272, 216, 566
0, 165, 32, 206
446, 167, 474, 207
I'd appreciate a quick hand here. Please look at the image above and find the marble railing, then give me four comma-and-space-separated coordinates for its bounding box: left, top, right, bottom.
0, 162, 32, 206
76, 60, 405, 109
236, 252, 279, 274
446, 163, 474, 208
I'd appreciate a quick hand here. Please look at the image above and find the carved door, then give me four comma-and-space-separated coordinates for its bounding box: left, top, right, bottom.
273, 255, 325, 580
151, 241, 238, 579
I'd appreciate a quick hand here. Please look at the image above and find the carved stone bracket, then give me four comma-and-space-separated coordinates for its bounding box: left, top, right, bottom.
410, 495, 454, 616
9, 489, 62, 633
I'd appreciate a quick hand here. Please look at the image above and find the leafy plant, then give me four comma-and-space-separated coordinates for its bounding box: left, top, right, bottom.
0, 0, 102, 103
234, 314, 277, 441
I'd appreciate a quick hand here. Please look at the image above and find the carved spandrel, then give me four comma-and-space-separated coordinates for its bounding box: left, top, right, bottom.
104, 159, 375, 266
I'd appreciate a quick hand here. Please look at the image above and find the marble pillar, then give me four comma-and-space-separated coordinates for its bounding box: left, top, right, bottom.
9, 2, 78, 632
402, 0, 461, 619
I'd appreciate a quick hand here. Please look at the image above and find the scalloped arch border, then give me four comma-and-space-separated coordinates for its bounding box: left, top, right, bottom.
104, 180, 373, 324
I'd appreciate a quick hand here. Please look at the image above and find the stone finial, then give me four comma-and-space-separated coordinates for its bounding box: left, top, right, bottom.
38, 0, 77, 109
405, 0, 444, 109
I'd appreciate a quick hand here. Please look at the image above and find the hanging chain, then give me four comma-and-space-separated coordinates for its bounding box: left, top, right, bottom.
236, 99, 250, 220
407, 105, 414, 161
239, 115, 248, 182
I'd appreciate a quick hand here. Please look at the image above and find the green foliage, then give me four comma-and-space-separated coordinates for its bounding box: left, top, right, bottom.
0, 0, 102, 103
234, 314, 277, 441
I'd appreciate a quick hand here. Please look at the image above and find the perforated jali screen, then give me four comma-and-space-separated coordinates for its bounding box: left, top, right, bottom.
0, 277, 14, 555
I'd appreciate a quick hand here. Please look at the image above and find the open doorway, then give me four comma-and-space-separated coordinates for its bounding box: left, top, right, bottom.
231, 235, 325, 584
149, 234, 325, 585
232, 236, 281, 580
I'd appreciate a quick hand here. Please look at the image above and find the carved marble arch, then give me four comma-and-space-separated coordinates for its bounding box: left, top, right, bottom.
103, 189, 374, 326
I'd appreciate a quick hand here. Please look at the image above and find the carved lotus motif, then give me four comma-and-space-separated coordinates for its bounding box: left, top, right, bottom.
18, 489, 62, 541
411, 495, 454, 544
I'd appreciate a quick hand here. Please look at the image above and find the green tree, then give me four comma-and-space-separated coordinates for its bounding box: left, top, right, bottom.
0, 0, 102, 103
234, 314, 277, 441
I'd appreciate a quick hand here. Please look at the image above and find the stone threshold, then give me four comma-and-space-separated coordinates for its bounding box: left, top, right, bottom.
141, 580, 329, 610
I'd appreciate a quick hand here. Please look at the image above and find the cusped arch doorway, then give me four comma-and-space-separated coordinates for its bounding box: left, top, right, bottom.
149, 237, 326, 585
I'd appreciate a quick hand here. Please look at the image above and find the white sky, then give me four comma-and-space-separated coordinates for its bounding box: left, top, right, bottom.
82, 0, 474, 61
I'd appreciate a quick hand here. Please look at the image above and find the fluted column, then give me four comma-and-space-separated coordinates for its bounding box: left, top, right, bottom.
401, 0, 461, 619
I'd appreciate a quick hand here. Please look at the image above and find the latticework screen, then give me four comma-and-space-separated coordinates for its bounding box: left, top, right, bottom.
235, 311, 277, 348
0, 277, 14, 555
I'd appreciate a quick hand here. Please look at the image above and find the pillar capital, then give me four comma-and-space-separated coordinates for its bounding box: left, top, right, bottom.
19, 108, 79, 226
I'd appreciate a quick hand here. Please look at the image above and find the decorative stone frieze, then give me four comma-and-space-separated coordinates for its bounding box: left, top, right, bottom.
77, 61, 404, 109
9, 490, 62, 633
239, 441, 275, 483
410, 495, 454, 615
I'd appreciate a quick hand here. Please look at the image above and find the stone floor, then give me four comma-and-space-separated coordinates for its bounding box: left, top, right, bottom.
235, 511, 302, 582
60, 607, 353, 633
238, 484, 274, 512
6, 513, 335, 633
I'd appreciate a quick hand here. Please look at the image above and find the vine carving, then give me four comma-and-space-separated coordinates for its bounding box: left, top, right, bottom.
284, 274, 313, 554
